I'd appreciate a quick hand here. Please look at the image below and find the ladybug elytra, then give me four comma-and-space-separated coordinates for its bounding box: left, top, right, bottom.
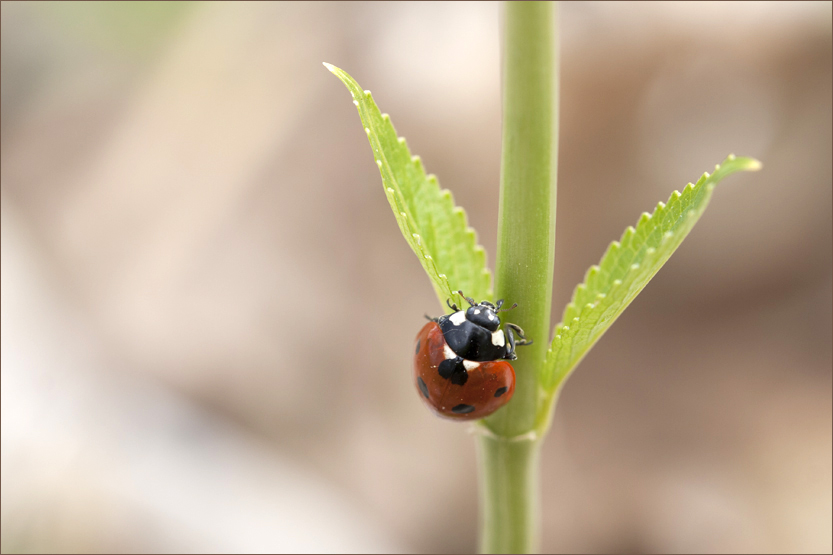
414, 291, 532, 420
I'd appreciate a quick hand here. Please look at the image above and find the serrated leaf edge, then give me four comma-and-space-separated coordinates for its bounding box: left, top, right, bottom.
541, 155, 760, 395
326, 63, 492, 309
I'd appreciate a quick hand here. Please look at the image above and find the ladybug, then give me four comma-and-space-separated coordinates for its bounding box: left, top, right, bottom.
414, 291, 532, 420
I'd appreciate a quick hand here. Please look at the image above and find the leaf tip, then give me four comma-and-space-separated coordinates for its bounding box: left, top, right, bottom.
322, 62, 336, 72
744, 157, 763, 171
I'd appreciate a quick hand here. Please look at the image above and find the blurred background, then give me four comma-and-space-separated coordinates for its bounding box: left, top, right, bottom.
1, 1, 830, 553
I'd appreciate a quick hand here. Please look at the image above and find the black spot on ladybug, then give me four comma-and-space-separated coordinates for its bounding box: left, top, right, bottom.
438, 359, 454, 379
452, 404, 475, 414
417, 377, 430, 399
494, 386, 508, 397
415, 340, 421, 354
438, 358, 468, 386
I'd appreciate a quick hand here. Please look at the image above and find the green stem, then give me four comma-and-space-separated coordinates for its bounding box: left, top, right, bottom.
477, 434, 543, 554
478, 1, 558, 552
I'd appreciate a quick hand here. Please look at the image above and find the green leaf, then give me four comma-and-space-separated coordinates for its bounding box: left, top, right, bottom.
325, 63, 491, 310
540, 155, 761, 394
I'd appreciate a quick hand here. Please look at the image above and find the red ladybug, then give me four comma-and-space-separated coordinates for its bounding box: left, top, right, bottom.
414, 291, 532, 421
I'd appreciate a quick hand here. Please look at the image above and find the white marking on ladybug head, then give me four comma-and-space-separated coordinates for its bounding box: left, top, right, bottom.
473, 308, 481, 315
443, 344, 456, 360
491, 329, 505, 347
463, 360, 480, 371
449, 311, 466, 326
487, 312, 495, 320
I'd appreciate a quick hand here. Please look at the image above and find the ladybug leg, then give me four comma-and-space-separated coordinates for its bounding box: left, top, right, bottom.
506, 323, 533, 346
424, 314, 438, 322
446, 298, 460, 312
504, 326, 518, 360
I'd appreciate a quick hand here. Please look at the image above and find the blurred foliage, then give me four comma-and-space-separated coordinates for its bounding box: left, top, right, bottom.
36, 1, 195, 59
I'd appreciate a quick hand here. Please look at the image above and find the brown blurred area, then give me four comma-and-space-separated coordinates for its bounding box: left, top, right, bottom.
1, 1, 830, 553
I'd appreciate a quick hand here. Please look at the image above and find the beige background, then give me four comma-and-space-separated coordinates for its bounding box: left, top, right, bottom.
2, 2, 831, 553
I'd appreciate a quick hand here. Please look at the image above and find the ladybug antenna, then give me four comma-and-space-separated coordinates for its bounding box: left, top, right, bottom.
497, 302, 518, 313
456, 290, 476, 307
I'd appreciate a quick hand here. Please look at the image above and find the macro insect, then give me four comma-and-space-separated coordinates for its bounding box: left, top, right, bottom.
414, 291, 532, 420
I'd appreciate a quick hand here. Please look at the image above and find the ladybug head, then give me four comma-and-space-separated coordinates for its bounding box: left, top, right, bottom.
457, 291, 518, 333
465, 302, 500, 331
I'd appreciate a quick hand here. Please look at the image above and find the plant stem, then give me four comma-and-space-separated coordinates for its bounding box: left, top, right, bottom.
478, 1, 558, 552
477, 435, 542, 554
486, 0, 558, 438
